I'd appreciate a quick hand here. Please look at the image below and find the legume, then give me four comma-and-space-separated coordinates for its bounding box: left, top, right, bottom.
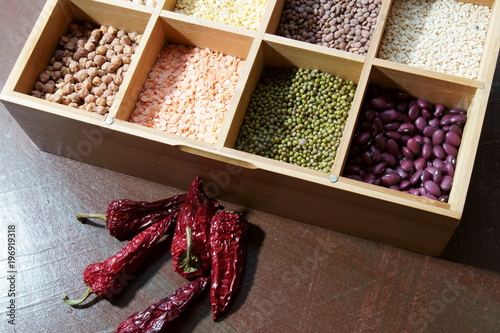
235, 68, 356, 172
378, 0, 491, 79
31, 23, 141, 115
173, 0, 268, 31
343, 84, 467, 202
130, 43, 245, 144
276, 0, 382, 55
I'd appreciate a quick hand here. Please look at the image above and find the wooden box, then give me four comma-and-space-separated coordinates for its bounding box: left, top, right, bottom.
2, 0, 499, 255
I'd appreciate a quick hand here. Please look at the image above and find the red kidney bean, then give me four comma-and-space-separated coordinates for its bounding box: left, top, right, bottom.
364, 173, 377, 184
374, 133, 386, 151
386, 131, 402, 141
423, 125, 438, 138
421, 108, 433, 119
449, 114, 467, 125
409, 188, 420, 196
400, 159, 414, 172
425, 165, 437, 174
373, 117, 384, 133
432, 168, 442, 184
424, 180, 441, 197
400, 180, 411, 190
418, 187, 427, 196
449, 107, 465, 114
355, 131, 372, 145
421, 193, 437, 200
380, 173, 400, 186
414, 157, 426, 170
370, 97, 387, 110
396, 166, 408, 179
372, 161, 386, 176
395, 100, 407, 112
398, 123, 415, 135
433, 145, 446, 160
432, 129, 445, 145
443, 163, 455, 176
381, 152, 397, 166
429, 118, 440, 127
432, 158, 445, 171
390, 185, 401, 191
445, 131, 461, 147
445, 154, 457, 166
402, 146, 414, 159
407, 138, 420, 155
345, 164, 362, 175
361, 150, 374, 165
384, 122, 400, 131
379, 109, 400, 123
422, 142, 433, 160
364, 110, 377, 122
400, 135, 411, 146
415, 117, 427, 133
421, 170, 432, 183
386, 139, 400, 157
408, 104, 420, 121
348, 175, 363, 181
413, 135, 424, 147
434, 104, 445, 118
440, 114, 452, 126
443, 143, 458, 157
440, 175, 453, 191
417, 98, 430, 109
410, 169, 423, 185
369, 145, 382, 162
438, 195, 449, 202
449, 124, 463, 136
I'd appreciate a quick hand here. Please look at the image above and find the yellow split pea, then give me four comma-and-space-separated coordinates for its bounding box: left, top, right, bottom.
131, 43, 245, 144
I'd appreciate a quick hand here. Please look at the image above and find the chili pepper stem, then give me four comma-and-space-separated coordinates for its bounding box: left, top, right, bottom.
76, 213, 108, 224
62, 286, 94, 306
179, 226, 200, 273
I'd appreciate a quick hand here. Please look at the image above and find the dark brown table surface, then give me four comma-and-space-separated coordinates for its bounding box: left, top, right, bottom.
1, 1, 499, 332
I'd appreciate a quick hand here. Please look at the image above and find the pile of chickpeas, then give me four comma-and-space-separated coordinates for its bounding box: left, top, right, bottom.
31, 23, 142, 115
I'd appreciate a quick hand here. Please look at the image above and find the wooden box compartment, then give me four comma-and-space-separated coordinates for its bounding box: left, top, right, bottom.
113, 10, 255, 144
2, 0, 499, 256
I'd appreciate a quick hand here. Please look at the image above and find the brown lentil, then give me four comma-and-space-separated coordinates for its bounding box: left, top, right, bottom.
276, 0, 382, 55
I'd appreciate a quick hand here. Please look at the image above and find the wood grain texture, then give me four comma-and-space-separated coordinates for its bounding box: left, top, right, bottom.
0, 1, 499, 332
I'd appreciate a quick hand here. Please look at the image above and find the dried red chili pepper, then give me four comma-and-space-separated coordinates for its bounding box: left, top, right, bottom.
114, 276, 209, 333
171, 176, 221, 278
209, 211, 249, 321
76, 194, 185, 238
62, 214, 175, 306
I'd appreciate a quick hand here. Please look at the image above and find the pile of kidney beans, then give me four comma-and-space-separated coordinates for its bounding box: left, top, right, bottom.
343, 84, 466, 202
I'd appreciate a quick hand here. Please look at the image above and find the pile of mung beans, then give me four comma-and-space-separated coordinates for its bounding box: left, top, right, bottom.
174, 0, 268, 30
343, 84, 467, 202
31, 23, 141, 115
276, 0, 382, 55
235, 68, 356, 173
378, 0, 491, 79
